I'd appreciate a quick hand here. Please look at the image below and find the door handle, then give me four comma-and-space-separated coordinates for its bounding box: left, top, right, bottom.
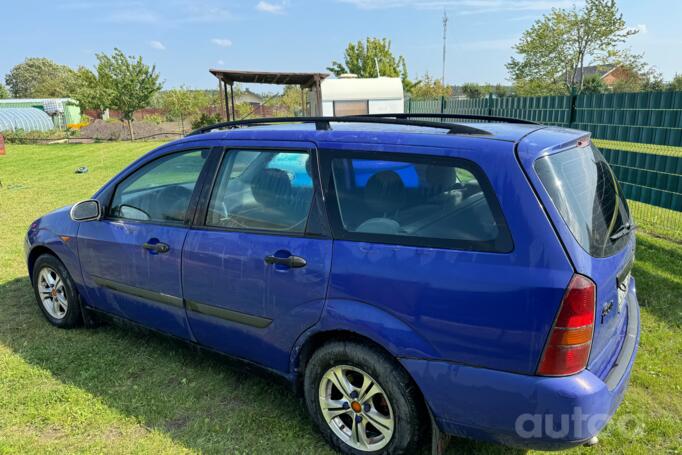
264, 255, 307, 268
143, 242, 170, 253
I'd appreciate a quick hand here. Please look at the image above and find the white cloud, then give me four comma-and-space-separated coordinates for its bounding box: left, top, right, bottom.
149, 40, 166, 50
337, 0, 579, 14
211, 38, 233, 47
217, 59, 225, 65
256, 1, 286, 14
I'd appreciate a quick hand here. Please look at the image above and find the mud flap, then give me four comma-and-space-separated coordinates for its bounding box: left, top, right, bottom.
430, 407, 450, 455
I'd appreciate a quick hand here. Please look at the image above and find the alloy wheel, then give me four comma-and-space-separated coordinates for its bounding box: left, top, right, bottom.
318, 364, 394, 452
37, 266, 68, 319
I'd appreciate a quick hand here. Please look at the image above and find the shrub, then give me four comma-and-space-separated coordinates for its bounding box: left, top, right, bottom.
0, 129, 69, 144
145, 113, 165, 125
191, 113, 223, 130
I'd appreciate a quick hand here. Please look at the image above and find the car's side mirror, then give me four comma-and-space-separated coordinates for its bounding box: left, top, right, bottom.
70, 200, 102, 222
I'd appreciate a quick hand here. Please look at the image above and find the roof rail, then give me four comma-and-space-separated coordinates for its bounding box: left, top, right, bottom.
355, 113, 538, 125
373, 112, 539, 124
187, 116, 491, 137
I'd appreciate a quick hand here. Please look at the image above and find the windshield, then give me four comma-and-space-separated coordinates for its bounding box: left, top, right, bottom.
535, 144, 632, 258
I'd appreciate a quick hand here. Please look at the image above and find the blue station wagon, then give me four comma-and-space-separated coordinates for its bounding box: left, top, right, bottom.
25, 114, 640, 454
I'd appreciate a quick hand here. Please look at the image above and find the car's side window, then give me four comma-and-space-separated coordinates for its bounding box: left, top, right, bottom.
329, 155, 513, 252
205, 150, 314, 233
109, 150, 207, 224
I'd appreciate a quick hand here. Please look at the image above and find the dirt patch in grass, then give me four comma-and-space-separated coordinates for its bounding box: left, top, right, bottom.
79, 120, 183, 141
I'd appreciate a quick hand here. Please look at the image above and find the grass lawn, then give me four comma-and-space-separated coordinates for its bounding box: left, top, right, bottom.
592, 139, 682, 157
1, 142, 680, 454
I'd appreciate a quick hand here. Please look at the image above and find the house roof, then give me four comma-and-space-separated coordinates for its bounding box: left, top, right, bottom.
573, 64, 617, 83
209, 69, 329, 88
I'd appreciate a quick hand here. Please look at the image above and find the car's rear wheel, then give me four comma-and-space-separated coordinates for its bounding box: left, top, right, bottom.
304, 340, 423, 454
32, 254, 82, 328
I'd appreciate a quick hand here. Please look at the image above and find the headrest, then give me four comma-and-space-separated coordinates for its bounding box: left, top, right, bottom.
251, 168, 292, 208
425, 165, 457, 192
364, 170, 405, 214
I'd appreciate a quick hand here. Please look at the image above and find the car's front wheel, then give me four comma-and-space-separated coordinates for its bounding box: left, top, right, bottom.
304, 340, 424, 454
32, 254, 83, 328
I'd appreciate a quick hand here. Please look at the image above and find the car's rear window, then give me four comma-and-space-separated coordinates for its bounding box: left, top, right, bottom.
534, 145, 631, 257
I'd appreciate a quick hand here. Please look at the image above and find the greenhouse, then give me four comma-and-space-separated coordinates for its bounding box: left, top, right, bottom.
0, 108, 54, 132
0, 98, 80, 129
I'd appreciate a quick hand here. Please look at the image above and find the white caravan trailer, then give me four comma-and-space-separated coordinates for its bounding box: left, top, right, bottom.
314, 76, 404, 116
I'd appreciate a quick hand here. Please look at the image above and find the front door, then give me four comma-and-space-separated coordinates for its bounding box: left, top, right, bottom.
182, 145, 333, 372
78, 149, 209, 339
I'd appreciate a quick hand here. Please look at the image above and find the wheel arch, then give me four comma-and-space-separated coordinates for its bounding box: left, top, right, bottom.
27, 245, 58, 282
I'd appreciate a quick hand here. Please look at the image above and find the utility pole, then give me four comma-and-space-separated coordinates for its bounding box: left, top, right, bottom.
441, 9, 448, 85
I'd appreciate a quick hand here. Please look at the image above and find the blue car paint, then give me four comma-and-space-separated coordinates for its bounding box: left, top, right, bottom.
77, 220, 192, 338
402, 282, 639, 449
25, 122, 640, 450
182, 229, 332, 372
26, 206, 82, 286
516, 130, 637, 378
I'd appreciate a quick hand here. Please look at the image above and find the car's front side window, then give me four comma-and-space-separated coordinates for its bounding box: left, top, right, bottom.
329, 155, 512, 252
109, 150, 207, 224
206, 150, 314, 233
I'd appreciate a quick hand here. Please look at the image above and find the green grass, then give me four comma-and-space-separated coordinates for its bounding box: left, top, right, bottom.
592, 139, 682, 157
1, 143, 681, 454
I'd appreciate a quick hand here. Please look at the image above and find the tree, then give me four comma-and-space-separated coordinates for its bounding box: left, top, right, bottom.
279, 85, 304, 116
581, 74, 608, 93
72, 66, 113, 114
669, 74, 682, 91
94, 49, 162, 140
507, 0, 637, 95
409, 73, 452, 100
461, 83, 484, 99
328, 37, 414, 90
492, 84, 511, 98
0, 83, 8, 99
160, 87, 209, 134
5, 57, 77, 98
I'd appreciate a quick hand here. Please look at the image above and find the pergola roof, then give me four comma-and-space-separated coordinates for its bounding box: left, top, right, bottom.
209, 69, 329, 88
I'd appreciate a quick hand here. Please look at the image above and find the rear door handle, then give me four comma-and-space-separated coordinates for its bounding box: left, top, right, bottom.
143, 242, 170, 253
264, 255, 307, 268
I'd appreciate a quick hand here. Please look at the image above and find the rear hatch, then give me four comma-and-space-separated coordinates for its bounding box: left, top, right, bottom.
530, 141, 635, 379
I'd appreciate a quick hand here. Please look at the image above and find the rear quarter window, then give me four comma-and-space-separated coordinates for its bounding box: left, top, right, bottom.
325, 153, 513, 253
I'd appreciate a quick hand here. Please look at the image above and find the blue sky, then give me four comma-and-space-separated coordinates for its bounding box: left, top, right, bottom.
1, 0, 680, 90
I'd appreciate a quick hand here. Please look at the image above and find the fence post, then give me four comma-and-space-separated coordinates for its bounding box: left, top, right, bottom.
440, 96, 445, 114
569, 87, 578, 128
487, 93, 494, 116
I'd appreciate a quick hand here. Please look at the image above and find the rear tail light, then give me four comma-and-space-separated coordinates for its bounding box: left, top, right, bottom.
537, 274, 596, 376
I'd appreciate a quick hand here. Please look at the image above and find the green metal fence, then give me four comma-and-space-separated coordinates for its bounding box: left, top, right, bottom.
405, 91, 682, 240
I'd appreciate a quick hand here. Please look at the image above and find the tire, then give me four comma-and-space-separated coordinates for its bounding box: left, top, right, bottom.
304, 340, 424, 454
32, 254, 83, 329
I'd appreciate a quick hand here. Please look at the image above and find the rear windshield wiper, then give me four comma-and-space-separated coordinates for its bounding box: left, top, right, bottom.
610, 222, 636, 241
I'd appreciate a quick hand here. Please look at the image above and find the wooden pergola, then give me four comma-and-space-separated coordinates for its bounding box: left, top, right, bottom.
209, 69, 329, 120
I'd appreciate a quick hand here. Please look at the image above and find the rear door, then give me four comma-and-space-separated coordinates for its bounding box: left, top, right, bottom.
531, 143, 635, 377
182, 143, 333, 372
78, 148, 210, 339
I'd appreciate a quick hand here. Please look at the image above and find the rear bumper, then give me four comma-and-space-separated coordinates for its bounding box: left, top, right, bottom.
401, 289, 640, 450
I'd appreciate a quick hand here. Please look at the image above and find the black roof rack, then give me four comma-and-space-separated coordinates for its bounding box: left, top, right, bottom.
355, 113, 538, 125
188, 116, 492, 137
